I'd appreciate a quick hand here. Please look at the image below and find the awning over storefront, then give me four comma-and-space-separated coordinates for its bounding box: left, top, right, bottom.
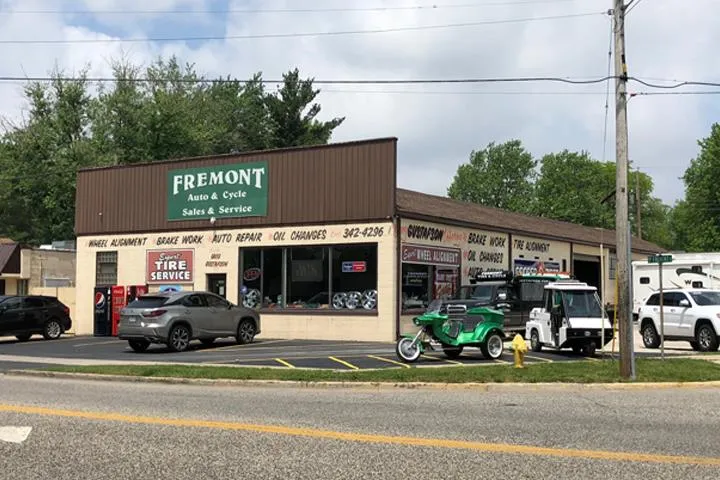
0, 241, 21, 275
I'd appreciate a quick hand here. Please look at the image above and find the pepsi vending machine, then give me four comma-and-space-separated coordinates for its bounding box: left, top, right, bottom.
93, 286, 112, 337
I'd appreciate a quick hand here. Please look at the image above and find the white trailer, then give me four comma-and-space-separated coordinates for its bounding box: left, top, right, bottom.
631, 253, 720, 318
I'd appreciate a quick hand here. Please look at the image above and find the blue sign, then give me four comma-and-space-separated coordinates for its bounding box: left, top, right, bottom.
342, 261, 367, 273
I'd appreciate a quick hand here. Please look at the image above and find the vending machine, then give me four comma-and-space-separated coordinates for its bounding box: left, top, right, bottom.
110, 285, 126, 337
93, 286, 112, 337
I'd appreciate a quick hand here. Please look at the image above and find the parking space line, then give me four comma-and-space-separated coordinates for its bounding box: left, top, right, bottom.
524, 354, 553, 363
494, 358, 512, 364
73, 340, 124, 348
328, 356, 360, 370
367, 355, 411, 369
421, 354, 463, 365
274, 358, 296, 369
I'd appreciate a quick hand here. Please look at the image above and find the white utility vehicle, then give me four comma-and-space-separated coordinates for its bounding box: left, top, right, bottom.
637, 288, 720, 352
525, 279, 614, 356
632, 253, 720, 320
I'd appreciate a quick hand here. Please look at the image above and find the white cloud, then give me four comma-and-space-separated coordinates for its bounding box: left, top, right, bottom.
1, 0, 718, 205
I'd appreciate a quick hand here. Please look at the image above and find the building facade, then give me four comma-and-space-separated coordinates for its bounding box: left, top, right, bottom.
73, 138, 661, 341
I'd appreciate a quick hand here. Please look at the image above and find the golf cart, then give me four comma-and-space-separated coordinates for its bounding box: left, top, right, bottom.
525, 279, 613, 356
395, 299, 506, 363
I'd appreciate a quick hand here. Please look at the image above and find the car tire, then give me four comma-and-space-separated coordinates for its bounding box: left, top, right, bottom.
641, 321, 661, 348
530, 329, 542, 352
582, 342, 597, 357
167, 324, 191, 352
15, 333, 32, 342
695, 323, 719, 352
480, 332, 504, 360
128, 339, 150, 353
236, 319, 256, 345
42, 319, 63, 340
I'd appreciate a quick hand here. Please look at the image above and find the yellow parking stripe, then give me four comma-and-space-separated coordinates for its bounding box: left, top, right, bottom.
328, 356, 360, 370
274, 358, 296, 369
367, 355, 411, 369
421, 354, 463, 365
524, 354, 553, 363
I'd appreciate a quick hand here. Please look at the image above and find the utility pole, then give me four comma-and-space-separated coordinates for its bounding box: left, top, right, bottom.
635, 170, 642, 238
613, 0, 635, 380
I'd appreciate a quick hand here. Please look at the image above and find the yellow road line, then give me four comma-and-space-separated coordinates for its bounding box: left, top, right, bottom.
274, 358, 296, 369
367, 355, 411, 369
0, 403, 718, 467
328, 356, 360, 370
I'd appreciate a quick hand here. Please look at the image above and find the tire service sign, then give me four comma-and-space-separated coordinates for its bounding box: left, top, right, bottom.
147, 250, 194, 284
167, 161, 268, 221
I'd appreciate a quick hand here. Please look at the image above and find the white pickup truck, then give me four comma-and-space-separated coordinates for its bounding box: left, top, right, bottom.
637, 288, 720, 352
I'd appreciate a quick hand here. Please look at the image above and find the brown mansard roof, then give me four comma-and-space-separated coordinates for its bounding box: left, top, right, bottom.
396, 188, 661, 254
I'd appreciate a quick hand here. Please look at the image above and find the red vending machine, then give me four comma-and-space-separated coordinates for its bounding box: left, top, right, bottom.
111, 285, 126, 337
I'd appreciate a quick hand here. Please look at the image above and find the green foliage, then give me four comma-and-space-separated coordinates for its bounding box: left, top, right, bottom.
675, 123, 720, 251
449, 142, 674, 248
447, 140, 537, 213
0, 57, 344, 245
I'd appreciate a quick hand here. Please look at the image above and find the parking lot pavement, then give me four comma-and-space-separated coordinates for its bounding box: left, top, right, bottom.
0, 334, 617, 371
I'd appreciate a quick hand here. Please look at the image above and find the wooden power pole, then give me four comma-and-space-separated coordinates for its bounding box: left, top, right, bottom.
613, 0, 635, 380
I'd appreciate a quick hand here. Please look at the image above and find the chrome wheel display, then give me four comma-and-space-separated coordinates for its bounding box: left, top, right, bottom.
345, 291, 362, 310
361, 289, 378, 310
332, 292, 347, 309
242, 289, 261, 309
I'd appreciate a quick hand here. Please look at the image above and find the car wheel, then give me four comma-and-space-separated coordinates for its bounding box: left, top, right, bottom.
42, 319, 63, 340
641, 321, 661, 348
442, 344, 463, 359
695, 324, 719, 352
530, 329, 542, 352
480, 332, 504, 360
167, 324, 191, 352
236, 319, 256, 345
582, 342, 597, 357
128, 340, 150, 353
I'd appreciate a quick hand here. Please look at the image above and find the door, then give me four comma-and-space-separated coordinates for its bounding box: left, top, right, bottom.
202, 293, 234, 335
670, 291, 694, 337
22, 297, 48, 332
496, 285, 522, 329
0, 297, 24, 334
660, 291, 681, 336
207, 274, 227, 299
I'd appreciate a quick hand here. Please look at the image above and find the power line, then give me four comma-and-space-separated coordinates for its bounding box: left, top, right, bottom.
0, 75, 619, 85
0, 12, 605, 44
602, 16, 614, 163
625, 0, 645, 15
631, 78, 720, 89
1, 0, 581, 15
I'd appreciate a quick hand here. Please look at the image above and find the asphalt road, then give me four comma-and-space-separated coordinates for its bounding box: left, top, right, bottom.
0, 335, 615, 371
1, 375, 719, 479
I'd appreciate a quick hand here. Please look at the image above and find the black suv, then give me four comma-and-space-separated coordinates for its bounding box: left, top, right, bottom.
0, 295, 72, 342
440, 271, 571, 333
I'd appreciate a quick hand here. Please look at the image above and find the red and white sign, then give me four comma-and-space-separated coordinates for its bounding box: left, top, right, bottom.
146, 250, 194, 284
243, 267, 262, 282
401, 244, 461, 267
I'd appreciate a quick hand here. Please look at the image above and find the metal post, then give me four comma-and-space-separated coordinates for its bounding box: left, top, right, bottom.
613, 0, 634, 379
659, 259, 664, 359
600, 242, 605, 356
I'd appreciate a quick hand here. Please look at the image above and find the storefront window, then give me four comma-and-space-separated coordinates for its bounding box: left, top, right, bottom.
286, 247, 329, 309
95, 251, 118, 286
240, 244, 379, 312
402, 263, 431, 311
330, 244, 378, 310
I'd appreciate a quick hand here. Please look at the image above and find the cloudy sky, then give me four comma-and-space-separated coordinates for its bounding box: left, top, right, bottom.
1, 0, 718, 206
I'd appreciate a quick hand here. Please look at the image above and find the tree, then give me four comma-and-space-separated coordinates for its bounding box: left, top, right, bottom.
675, 123, 720, 251
0, 57, 345, 245
447, 140, 537, 213
264, 68, 345, 148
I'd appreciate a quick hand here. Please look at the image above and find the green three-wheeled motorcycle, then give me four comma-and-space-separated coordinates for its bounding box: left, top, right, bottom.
396, 299, 506, 363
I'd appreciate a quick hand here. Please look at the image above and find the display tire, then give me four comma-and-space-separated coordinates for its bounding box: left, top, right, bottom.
396, 338, 421, 363
480, 332, 504, 360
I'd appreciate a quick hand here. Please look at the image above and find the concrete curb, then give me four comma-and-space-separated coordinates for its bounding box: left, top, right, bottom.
4, 369, 720, 391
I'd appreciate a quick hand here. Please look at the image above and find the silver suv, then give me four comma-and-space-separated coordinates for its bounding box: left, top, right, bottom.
118, 291, 261, 353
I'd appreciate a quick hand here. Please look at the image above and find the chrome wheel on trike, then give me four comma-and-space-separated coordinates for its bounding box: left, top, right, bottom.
396, 337, 421, 363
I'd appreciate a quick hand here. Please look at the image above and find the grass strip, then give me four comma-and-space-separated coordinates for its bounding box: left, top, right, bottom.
39, 358, 720, 384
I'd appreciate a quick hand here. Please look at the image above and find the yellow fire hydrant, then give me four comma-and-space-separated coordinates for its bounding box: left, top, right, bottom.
511, 334, 528, 368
